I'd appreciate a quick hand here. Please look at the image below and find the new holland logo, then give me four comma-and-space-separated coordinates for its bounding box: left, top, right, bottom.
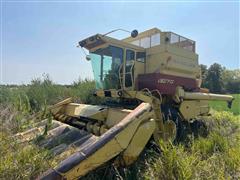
158, 78, 174, 84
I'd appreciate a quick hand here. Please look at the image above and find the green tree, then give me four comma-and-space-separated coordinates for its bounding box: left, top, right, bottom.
222, 69, 240, 93
200, 64, 208, 88
205, 63, 224, 93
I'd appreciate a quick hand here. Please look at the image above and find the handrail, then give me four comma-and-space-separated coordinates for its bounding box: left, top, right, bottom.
118, 63, 124, 89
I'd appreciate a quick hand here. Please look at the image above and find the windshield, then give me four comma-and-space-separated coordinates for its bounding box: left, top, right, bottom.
90, 46, 123, 89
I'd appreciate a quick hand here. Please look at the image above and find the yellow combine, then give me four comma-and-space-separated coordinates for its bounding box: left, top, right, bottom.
17, 28, 233, 179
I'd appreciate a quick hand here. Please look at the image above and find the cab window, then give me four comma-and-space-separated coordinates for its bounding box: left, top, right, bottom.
136, 52, 146, 63
126, 49, 135, 62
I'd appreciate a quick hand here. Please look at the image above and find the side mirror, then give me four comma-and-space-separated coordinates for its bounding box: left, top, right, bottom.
131, 30, 138, 38
86, 55, 91, 61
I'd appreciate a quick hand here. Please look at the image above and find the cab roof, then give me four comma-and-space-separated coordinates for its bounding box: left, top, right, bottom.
79, 34, 145, 52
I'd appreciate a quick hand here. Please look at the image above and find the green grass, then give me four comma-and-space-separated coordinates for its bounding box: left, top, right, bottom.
0, 76, 102, 113
142, 111, 240, 180
209, 94, 240, 115
0, 132, 54, 180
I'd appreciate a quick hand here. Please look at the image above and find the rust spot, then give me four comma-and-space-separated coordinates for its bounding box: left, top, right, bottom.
123, 156, 138, 166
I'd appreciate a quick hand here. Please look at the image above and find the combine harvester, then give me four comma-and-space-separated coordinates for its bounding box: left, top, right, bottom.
16, 28, 233, 179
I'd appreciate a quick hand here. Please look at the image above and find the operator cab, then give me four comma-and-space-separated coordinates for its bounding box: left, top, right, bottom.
79, 28, 199, 94
79, 33, 145, 90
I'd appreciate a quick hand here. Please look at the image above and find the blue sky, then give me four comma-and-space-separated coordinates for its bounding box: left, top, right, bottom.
1, 1, 239, 84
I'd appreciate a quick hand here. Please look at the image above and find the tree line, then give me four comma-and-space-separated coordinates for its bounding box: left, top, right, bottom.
1, 63, 239, 95
200, 63, 240, 94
